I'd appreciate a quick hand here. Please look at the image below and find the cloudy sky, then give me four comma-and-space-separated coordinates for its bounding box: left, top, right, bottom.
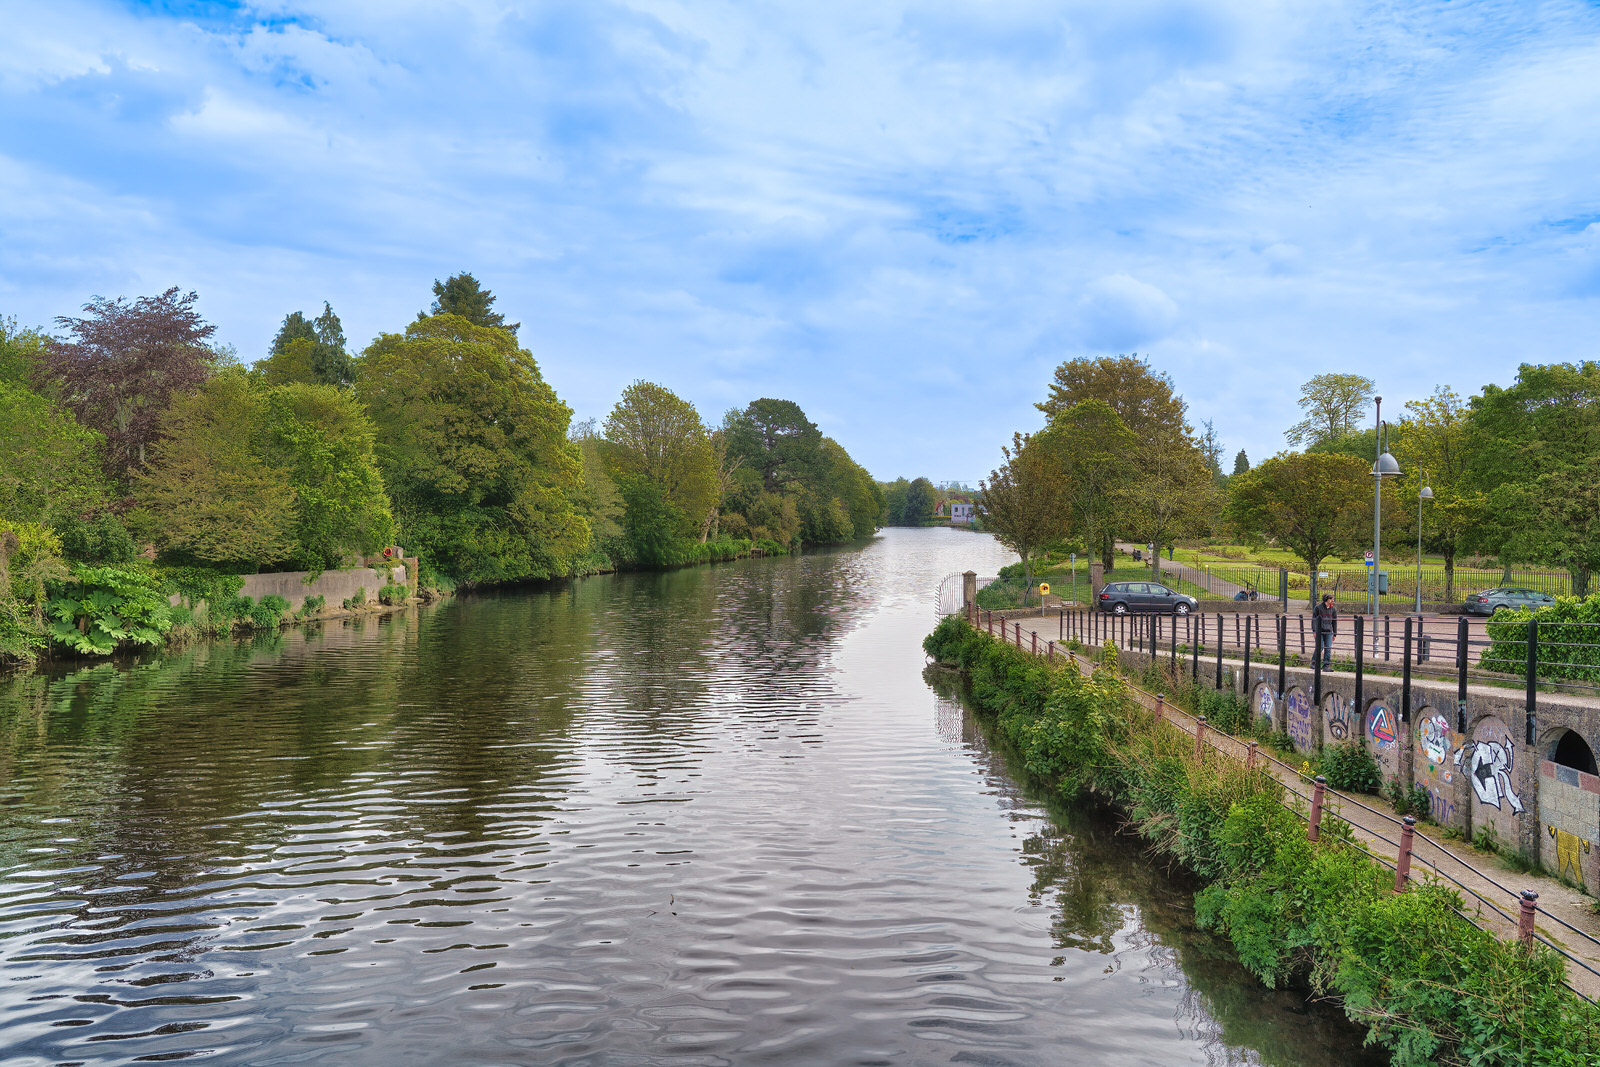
2, 1, 1598, 483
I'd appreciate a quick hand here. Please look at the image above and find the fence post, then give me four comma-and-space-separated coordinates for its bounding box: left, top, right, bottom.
1278, 614, 1286, 701
1299, 613, 1306, 655
1016, 622, 1023, 650
1215, 614, 1224, 690
1192, 614, 1200, 681
1385, 615, 1391, 661
1395, 815, 1417, 891
1457, 615, 1470, 734
987, 611, 993, 635
1048, 640, 1055, 661
1195, 715, 1207, 762
1155, 693, 1165, 722
1313, 630, 1323, 704
1059, 608, 1064, 642
1243, 614, 1253, 683
1308, 775, 1327, 842
1526, 618, 1539, 745
1247, 740, 1258, 771
1519, 890, 1539, 951
1354, 614, 1365, 728
1402, 615, 1413, 724
1171, 612, 1178, 670
1031, 630, 1037, 655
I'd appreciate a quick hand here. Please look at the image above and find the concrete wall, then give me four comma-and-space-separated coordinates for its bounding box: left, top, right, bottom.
1115, 644, 1600, 867
239, 564, 410, 612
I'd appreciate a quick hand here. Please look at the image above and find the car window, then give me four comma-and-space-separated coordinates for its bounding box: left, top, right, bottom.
1151, 585, 1171, 595
1106, 583, 1124, 593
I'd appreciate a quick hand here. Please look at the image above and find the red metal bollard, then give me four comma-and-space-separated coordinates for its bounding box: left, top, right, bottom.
1519, 890, 1539, 951
1015, 623, 1022, 649
1154, 693, 1165, 722
1246, 740, 1258, 771
1394, 815, 1417, 892
1047, 640, 1055, 661
1031, 631, 1037, 655
1194, 716, 1207, 762
1308, 775, 1327, 842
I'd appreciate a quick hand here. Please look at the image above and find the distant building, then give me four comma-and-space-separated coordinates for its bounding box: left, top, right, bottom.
950, 502, 975, 524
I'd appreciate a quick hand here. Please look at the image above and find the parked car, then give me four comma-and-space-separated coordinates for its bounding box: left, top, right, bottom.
1098, 581, 1199, 615
1463, 587, 1556, 615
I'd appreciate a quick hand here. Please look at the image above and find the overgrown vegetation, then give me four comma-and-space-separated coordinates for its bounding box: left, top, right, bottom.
925, 615, 1600, 1066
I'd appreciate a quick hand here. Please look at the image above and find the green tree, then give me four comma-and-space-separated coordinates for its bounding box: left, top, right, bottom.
1037, 400, 1137, 570
0, 380, 109, 527
1120, 432, 1217, 580
602, 381, 718, 543
1232, 450, 1250, 475
902, 477, 936, 526
264, 383, 394, 571
420, 273, 518, 334
260, 303, 355, 387
358, 314, 586, 583
1037, 354, 1188, 436
1226, 452, 1372, 592
1467, 363, 1600, 595
0, 316, 47, 386
981, 433, 1073, 596
880, 477, 910, 525
1197, 418, 1224, 482
724, 399, 823, 493
1285, 373, 1374, 449
136, 371, 299, 569
1395, 386, 1483, 602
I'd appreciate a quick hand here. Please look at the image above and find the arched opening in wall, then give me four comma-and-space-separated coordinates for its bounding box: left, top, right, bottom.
1550, 729, 1599, 776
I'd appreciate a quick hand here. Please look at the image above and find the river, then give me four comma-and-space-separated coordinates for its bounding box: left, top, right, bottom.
0, 527, 1380, 1065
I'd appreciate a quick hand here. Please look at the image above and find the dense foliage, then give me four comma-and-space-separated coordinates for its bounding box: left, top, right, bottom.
925, 616, 1600, 1066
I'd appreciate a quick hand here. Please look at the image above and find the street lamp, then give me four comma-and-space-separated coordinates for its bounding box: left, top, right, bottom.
1371, 396, 1402, 617
1416, 474, 1433, 612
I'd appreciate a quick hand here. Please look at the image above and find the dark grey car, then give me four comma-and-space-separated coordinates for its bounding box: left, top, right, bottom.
1098, 581, 1199, 615
1463, 587, 1555, 615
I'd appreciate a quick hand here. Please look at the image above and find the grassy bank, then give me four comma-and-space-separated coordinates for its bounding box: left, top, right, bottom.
924, 614, 1599, 1066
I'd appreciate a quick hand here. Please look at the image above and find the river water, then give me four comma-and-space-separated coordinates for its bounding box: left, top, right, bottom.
0, 527, 1380, 1066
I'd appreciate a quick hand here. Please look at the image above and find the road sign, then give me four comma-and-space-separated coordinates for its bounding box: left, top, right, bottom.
1039, 582, 1050, 596
1363, 549, 1374, 562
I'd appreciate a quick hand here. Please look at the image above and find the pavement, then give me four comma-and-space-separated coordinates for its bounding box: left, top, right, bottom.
983, 609, 1600, 1000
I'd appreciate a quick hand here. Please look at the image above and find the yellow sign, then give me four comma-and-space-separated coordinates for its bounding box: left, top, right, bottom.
1038, 582, 1050, 595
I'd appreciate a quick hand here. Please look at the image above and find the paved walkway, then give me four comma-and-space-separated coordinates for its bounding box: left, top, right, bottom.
983, 611, 1600, 1000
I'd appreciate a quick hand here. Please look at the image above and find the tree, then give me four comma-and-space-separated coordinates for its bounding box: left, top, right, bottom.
0, 380, 108, 527
981, 433, 1073, 596
1036, 400, 1137, 569
0, 316, 47, 386
420, 273, 518, 335
602, 381, 718, 544
136, 371, 299, 569
358, 314, 586, 584
902, 477, 936, 526
724, 399, 823, 493
1232, 450, 1250, 475
1197, 418, 1224, 482
1036, 354, 1188, 437
1226, 452, 1372, 590
1395, 386, 1483, 601
1466, 363, 1600, 595
1120, 433, 1217, 580
1285, 373, 1374, 449
260, 304, 355, 387
45, 288, 218, 485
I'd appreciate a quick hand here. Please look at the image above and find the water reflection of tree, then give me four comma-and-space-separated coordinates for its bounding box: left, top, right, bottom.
923, 667, 1384, 1067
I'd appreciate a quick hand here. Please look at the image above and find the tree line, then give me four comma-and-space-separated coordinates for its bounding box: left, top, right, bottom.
980, 358, 1600, 603
0, 275, 881, 664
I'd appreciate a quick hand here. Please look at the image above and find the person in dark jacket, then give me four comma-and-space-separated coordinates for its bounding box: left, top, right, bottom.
1313, 593, 1337, 668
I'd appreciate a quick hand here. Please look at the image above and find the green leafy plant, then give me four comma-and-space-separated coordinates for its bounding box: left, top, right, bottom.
46, 565, 173, 655
297, 594, 325, 619
1318, 741, 1382, 794
377, 582, 408, 606
249, 594, 290, 630
341, 586, 367, 611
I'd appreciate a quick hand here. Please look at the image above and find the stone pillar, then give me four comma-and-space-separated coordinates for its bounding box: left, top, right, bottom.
962, 571, 977, 614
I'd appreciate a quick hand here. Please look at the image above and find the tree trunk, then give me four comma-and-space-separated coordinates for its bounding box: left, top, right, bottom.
1023, 553, 1033, 605
1574, 566, 1591, 599
1100, 530, 1114, 572
1443, 549, 1455, 604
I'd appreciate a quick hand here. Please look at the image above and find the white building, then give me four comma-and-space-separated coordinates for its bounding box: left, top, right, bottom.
949, 502, 975, 524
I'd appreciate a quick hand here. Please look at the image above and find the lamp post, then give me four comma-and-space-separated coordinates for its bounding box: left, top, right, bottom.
1371, 396, 1402, 617
1416, 474, 1433, 612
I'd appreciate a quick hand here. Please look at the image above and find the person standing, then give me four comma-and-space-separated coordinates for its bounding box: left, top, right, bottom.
1313, 593, 1337, 668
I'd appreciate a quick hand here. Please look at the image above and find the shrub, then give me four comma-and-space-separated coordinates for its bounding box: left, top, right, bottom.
249, 594, 290, 630
1318, 741, 1382, 794
45, 564, 173, 655
157, 566, 245, 608
341, 586, 366, 611
377, 582, 408, 606
298, 594, 325, 618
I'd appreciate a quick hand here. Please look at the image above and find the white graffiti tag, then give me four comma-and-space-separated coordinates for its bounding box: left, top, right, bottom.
1454, 739, 1525, 813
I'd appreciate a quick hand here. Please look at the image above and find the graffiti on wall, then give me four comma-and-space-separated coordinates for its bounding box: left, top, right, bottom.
1367, 704, 1396, 748
1453, 736, 1525, 813
1285, 689, 1314, 751
1324, 693, 1352, 742
1255, 684, 1274, 727
1549, 826, 1592, 887
1419, 712, 1452, 775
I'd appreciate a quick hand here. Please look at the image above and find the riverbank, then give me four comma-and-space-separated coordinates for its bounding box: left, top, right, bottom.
924, 614, 1600, 1066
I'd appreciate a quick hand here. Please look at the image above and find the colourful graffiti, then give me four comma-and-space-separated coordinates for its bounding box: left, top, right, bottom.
1419, 712, 1453, 783
1367, 705, 1396, 748
1285, 689, 1314, 751
1550, 826, 1592, 887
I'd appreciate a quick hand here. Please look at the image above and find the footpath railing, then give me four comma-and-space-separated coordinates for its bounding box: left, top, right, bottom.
960, 602, 1600, 1002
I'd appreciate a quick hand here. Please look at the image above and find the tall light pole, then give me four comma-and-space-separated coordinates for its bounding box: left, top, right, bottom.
1416, 473, 1433, 612
1372, 396, 1401, 617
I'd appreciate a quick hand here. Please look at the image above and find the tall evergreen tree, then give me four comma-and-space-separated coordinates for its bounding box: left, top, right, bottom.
422, 273, 518, 335
1232, 450, 1250, 475
263, 303, 354, 387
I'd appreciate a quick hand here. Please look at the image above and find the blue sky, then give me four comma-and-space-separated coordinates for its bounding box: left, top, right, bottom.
3, 1, 1599, 484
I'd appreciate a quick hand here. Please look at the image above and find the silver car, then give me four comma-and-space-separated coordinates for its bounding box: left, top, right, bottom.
1464, 587, 1555, 615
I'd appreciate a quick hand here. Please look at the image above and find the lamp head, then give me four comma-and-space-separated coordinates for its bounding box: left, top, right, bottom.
1420, 485, 1433, 499
1374, 452, 1401, 477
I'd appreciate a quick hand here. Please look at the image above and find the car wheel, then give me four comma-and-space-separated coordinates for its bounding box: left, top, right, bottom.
1174, 602, 1191, 616
1112, 602, 1129, 615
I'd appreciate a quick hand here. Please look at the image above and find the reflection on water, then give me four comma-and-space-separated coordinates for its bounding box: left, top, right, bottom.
0, 528, 1377, 1065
